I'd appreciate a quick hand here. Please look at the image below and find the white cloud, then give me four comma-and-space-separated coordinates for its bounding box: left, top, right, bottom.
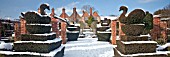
138, 0, 157, 3
55, 2, 82, 16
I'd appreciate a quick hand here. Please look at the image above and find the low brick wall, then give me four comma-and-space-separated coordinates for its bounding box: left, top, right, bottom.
120, 35, 148, 41
117, 40, 157, 54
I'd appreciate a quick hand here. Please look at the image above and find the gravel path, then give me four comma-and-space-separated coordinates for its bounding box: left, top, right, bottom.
64, 35, 115, 57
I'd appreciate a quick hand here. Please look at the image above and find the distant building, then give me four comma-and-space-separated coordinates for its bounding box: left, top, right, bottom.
69, 7, 81, 24
151, 15, 170, 43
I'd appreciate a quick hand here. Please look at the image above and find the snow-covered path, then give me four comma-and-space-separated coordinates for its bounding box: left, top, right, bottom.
64, 35, 115, 57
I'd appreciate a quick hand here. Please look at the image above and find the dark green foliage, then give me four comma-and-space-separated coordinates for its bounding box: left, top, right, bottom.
97, 33, 111, 42
121, 24, 144, 36
117, 40, 156, 54
24, 12, 41, 24
120, 35, 148, 41
101, 19, 111, 26
26, 25, 51, 34
24, 12, 51, 24
126, 9, 145, 24
67, 32, 79, 41
97, 27, 110, 31
21, 34, 56, 41
143, 12, 153, 30
40, 16, 51, 24
14, 41, 62, 53
86, 16, 94, 27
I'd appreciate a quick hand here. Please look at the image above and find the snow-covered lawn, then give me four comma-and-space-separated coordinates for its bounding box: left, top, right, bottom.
64, 35, 116, 57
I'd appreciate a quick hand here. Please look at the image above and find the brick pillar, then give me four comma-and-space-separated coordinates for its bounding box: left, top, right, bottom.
14, 22, 21, 41
119, 21, 125, 39
111, 20, 116, 45
20, 18, 27, 34
51, 18, 59, 38
61, 22, 66, 44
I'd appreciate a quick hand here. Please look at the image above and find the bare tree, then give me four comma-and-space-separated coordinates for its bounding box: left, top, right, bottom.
81, 5, 95, 13
154, 3, 170, 18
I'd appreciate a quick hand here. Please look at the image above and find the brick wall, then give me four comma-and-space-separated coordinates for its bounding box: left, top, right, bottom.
14, 22, 21, 41
20, 18, 27, 34
111, 20, 116, 45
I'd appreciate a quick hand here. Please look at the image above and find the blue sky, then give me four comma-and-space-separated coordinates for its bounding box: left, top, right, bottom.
0, 0, 169, 19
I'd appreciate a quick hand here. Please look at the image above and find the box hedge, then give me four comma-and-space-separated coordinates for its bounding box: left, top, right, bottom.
126, 9, 145, 24
14, 41, 62, 53
121, 24, 144, 36
120, 35, 148, 41
67, 32, 79, 41
24, 12, 51, 24
116, 40, 156, 54
21, 34, 56, 41
97, 27, 110, 31
97, 32, 111, 42
26, 25, 51, 34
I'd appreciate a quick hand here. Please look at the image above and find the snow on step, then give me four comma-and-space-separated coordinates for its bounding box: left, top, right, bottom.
64, 38, 115, 57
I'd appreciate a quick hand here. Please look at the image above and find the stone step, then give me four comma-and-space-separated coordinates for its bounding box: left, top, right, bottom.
116, 40, 157, 54
114, 48, 167, 57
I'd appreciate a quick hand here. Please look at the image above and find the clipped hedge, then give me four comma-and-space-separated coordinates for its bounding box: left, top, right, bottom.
97, 27, 110, 31
21, 34, 56, 41
26, 25, 51, 34
126, 9, 145, 24
67, 32, 79, 41
121, 24, 144, 36
120, 35, 148, 41
24, 12, 41, 24
40, 16, 51, 24
14, 41, 62, 53
116, 40, 156, 55
101, 19, 111, 26
97, 32, 111, 42
114, 48, 167, 57
24, 12, 51, 24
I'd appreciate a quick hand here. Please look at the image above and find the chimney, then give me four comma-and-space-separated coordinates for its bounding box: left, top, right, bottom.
73, 7, 76, 13
62, 8, 65, 13
52, 8, 55, 14
38, 8, 41, 13
90, 7, 92, 16
50, 8, 55, 17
